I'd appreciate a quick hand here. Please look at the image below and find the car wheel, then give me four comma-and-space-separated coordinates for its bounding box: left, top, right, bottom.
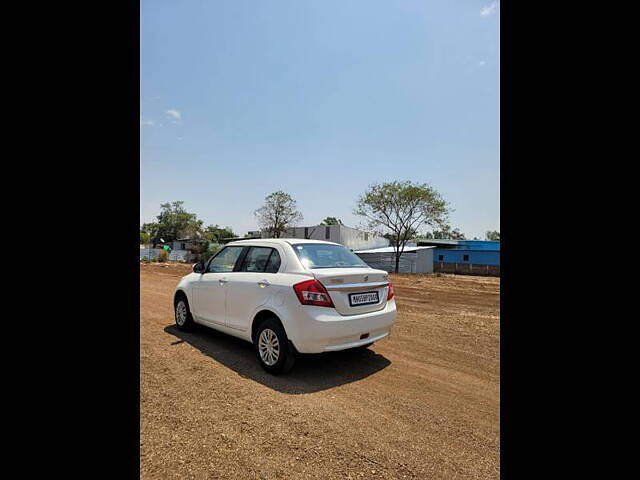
175, 296, 196, 331
255, 318, 296, 375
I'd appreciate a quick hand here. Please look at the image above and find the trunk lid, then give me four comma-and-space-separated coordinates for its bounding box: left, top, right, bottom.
311, 268, 390, 315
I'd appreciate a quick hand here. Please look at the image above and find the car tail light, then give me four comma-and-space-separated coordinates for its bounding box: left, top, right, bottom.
387, 281, 395, 301
293, 279, 335, 307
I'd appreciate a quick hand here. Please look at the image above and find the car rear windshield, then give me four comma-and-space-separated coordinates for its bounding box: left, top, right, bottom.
292, 243, 369, 269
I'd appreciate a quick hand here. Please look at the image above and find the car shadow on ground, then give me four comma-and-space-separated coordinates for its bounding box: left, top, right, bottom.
164, 324, 391, 394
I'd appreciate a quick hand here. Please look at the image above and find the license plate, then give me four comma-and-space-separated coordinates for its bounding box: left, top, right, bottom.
349, 291, 379, 307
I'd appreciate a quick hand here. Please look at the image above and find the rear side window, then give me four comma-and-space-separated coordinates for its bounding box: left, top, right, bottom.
242, 247, 273, 272
265, 250, 281, 273
240, 247, 282, 273
207, 246, 244, 273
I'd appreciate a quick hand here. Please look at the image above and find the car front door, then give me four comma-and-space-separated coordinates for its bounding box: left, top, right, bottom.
225, 246, 282, 332
192, 246, 245, 326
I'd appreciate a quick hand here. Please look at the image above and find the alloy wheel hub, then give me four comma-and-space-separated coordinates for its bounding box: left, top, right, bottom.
258, 329, 280, 366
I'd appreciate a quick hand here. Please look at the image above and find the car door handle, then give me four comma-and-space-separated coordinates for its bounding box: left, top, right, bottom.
219, 278, 228, 285
258, 280, 270, 288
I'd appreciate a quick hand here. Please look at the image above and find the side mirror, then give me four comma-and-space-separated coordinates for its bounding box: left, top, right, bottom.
193, 262, 205, 274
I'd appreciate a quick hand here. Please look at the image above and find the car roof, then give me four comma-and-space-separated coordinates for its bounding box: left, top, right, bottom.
226, 238, 341, 247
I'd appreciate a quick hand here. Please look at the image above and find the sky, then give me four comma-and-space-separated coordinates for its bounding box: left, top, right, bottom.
141, 0, 499, 239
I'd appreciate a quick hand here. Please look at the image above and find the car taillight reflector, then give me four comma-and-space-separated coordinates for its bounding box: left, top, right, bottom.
387, 281, 395, 301
293, 279, 335, 307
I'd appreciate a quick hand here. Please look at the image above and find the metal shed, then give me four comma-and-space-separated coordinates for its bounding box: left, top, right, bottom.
418, 239, 500, 276
354, 246, 435, 273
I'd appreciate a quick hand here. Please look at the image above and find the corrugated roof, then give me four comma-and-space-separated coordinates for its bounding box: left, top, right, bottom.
417, 239, 500, 247
226, 238, 340, 246
354, 246, 435, 254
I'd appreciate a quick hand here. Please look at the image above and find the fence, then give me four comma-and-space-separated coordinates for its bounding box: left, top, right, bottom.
139, 248, 193, 263
356, 252, 420, 273
434, 262, 500, 277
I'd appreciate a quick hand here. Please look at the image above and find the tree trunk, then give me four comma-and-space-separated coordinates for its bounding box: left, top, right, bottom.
395, 251, 400, 273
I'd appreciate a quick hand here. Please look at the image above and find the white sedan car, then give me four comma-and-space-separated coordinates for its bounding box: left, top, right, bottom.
173, 239, 396, 374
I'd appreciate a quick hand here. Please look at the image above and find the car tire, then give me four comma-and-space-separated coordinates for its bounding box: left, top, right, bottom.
175, 295, 196, 332
255, 317, 296, 375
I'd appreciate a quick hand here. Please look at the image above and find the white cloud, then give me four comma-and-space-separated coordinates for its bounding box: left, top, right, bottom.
166, 109, 182, 122
481, 1, 499, 17
140, 118, 154, 127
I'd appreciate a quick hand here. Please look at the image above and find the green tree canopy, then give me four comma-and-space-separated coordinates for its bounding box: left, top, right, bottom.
486, 230, 500, 241
384, 227, 419, 245
141, 201, 203, 247
204, 224, 237, 243
421, 227, 466, 240
140, 222, 159, 235
140, 231, 151, 245
320, 217, 343, 226
355, 180, 450, 273
254, 191, 303, 238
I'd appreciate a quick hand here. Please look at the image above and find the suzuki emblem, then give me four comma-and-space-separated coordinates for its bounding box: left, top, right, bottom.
364, 275, 369, 282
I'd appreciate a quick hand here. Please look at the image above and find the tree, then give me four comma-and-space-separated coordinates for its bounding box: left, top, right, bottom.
422, 226, 466, 240
188, 236, 213, 262
447, 228, 466, 240
486, 230, 500, 241
140, 222, 158, 235
140, 231, 150, 245
384, 227, 419, 245
140, 223, 161, 247
355, 181, 450, 273
141, 201, 202, 247
204, 224, 236, 243
320, 217, 343, 226
254, 191, 303, 238
202, 242, 223, 261
156, 201, 203, 241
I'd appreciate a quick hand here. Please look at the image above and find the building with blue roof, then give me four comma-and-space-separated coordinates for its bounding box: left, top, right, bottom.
416, 239, 500, 276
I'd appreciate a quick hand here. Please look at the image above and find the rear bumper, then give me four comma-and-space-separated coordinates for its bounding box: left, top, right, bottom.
286, 299, 397, 354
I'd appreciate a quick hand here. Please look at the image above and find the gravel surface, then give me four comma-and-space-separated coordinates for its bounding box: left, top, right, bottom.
140, 264, 499, 479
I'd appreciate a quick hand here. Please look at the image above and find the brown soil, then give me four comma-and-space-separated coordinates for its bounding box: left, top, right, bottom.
140, 263, 500, 479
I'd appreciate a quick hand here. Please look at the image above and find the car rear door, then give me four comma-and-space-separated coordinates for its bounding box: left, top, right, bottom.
225, 246, 283, 332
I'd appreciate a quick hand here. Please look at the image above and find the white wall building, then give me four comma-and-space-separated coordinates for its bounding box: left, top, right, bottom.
265, 224, 389, 251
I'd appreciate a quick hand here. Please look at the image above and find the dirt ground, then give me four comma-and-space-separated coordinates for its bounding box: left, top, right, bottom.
140, 263, 500, 479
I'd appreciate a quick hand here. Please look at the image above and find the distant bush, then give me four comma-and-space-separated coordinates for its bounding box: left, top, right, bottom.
195, 243, 222, 263
206, 243, 223, 260
158, 250, 169, 262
